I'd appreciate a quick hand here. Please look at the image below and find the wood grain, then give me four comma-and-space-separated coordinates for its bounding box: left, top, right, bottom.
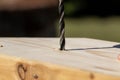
0, 38, 120, 80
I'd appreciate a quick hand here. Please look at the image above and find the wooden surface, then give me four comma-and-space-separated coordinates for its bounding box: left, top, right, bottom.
0, 38, 120, 80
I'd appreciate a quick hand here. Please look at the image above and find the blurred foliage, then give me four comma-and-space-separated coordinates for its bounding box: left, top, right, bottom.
65, 17, 120, 42
64, 0, 86, 16
64, 0, 120, 17
63, 0, 120, 42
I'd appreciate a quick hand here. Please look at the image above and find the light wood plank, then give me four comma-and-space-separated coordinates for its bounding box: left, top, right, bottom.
0, 38, 120, 80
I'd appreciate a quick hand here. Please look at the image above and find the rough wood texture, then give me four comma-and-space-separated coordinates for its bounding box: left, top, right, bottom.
0, 38, 120, 80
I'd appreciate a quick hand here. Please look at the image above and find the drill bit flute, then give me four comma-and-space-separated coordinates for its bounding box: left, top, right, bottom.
59, 0, 65, 50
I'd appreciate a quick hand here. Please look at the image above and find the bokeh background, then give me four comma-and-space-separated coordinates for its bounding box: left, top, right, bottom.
0, 0, 120, 42
64, 0, 120, 42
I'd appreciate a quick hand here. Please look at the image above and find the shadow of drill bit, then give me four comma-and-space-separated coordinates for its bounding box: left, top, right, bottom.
66, 44, 120, 51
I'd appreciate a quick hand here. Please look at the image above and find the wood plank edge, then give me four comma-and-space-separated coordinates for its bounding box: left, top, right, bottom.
0, 54, 120, 80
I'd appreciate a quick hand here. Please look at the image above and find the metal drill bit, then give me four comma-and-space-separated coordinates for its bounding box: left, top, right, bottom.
59, 0, 65, 50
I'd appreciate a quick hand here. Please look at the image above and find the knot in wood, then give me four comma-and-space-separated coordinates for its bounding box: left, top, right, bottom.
90, 73, 94, 80
33, 74, 39, 79
0, 45, 3, 47
18, 64, 27, 80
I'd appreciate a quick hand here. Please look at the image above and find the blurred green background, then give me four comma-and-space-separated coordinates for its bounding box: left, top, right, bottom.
63, 0, 120, 42
1, 0, 120, 39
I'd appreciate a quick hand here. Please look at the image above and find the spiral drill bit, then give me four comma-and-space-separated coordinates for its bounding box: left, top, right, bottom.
59, 0, 65, 50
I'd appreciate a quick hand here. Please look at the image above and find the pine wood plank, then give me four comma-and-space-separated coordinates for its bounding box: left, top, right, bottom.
0, 38, 120, 80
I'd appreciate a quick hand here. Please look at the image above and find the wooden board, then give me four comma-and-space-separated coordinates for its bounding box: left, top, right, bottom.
0, 38, 120, 80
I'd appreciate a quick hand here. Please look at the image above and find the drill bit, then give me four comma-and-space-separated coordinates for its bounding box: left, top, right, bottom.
59, 0, 65, 50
